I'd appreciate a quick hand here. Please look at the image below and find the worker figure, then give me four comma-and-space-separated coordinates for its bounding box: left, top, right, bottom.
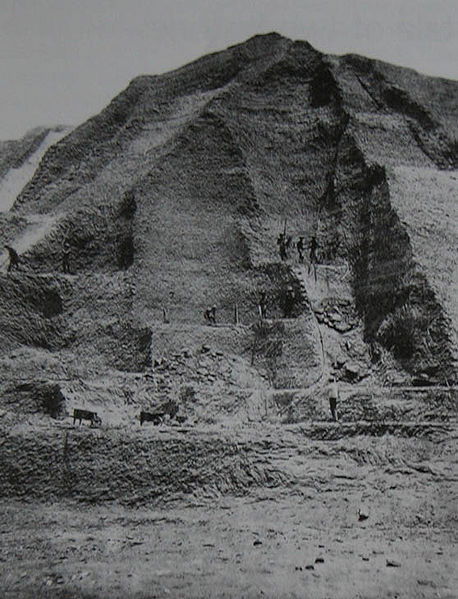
309, 235, 318, 280
204, 307, 212, 324
277, 233, 287, 261
204, 305, 217, 325
5, 245, 20, 272
285, 235, 293, 253
62, 240, 71, 273
259, 291, 268, 320
296, 236, 305, 263
162, 292, 175, 323
283, 285, 295, 318
309, 235, 318, 264
328, 375, 339, 422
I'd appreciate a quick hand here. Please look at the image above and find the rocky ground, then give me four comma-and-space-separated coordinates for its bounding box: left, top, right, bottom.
1, 413, 457, 598
1, 421, 457, 599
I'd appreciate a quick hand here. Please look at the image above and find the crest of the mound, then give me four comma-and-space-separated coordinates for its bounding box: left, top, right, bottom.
0, 34, 457, 428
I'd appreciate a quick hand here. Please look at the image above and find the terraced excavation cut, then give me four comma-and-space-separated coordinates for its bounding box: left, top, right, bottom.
0, 34, 457, 599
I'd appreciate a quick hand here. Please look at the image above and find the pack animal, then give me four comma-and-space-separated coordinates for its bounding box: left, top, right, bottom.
139, 411, 163, 426
73, 408, 102, 426
139, 400, 179, 426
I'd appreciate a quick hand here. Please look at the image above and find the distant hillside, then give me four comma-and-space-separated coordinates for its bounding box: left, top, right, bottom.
0, 33, 457, 424
0, 126, 72, 211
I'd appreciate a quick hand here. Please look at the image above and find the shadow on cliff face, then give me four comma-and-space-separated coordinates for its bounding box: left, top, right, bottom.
3, 380, 66, 418
315, 126, 455, 382
349, 170, 455, 382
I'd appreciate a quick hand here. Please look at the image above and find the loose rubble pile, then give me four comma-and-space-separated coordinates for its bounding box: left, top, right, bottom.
313, 298, 359, 333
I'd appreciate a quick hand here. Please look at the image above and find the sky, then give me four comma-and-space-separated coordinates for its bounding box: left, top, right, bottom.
1, 0, 457, 139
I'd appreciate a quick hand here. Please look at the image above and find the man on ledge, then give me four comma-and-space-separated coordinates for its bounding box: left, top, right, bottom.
328, 374, 339, 422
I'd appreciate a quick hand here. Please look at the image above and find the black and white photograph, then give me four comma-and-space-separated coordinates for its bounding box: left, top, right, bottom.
0, 1, 457, 597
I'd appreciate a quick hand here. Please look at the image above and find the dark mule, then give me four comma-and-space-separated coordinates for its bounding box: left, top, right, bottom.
73, 408, 102, 426
139, 411, 163, 426
139, 400, 179, 426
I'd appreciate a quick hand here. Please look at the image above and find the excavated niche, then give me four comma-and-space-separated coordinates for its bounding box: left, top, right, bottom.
260, 263, 308, 320
116, 190, 136, 270
0, 268, 151, 373
38, 288, 63, 318
310, 63, 342, 108
3, 380, 66, 418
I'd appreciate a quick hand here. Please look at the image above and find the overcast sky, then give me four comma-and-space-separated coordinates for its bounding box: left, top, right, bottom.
1, 0, 457, 139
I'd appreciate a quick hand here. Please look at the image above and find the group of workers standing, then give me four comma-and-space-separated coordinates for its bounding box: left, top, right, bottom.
277, 232, 317, 267
203, 305, 217, 324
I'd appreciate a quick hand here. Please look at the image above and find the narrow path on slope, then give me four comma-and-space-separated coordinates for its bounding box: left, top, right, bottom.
274, 261, 353, 417
292, 262, 348, 380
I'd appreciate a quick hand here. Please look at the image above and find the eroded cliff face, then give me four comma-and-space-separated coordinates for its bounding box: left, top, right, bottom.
0, 33, 456, 419
320, 55, 458, 382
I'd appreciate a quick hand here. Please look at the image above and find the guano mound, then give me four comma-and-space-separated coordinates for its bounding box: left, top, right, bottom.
0, 32, 457, 433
